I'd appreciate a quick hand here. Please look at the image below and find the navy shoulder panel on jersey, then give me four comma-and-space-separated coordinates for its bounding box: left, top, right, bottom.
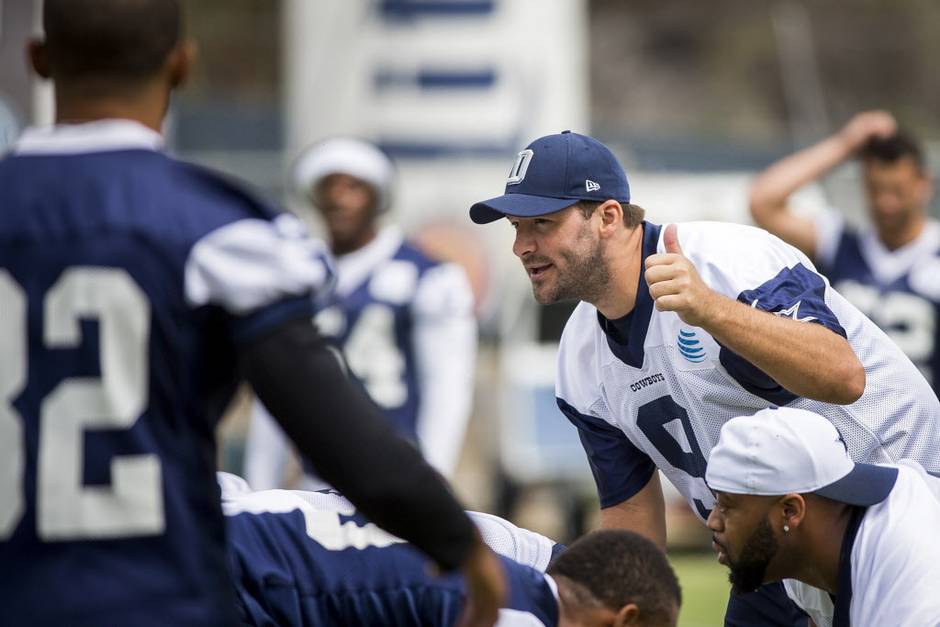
557, 398, 657, 508
720, 263, 846, 405
736, 263, 846, 337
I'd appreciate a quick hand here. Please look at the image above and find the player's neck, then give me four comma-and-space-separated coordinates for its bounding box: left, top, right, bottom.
53, 80, 170, 134
877, 212, 926, 251
331, 225, 379, 256
592, 225, 644, 320
784, 505, 853, 594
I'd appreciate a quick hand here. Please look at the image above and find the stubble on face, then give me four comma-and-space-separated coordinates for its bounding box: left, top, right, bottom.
531, 220, 611, 305
723, 517, 779, 596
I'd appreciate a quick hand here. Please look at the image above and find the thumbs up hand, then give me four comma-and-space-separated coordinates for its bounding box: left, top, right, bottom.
645, 224, 720, 327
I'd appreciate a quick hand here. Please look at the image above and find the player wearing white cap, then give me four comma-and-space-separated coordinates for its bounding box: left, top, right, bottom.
469, 130, 940, 626
707, 407, 940, 627
246, 137, 478, 490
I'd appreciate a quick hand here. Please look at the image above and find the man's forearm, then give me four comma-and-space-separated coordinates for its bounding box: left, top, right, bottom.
701, 295, 865, 404
599, 473, 667, 550
750, 134, 854, 211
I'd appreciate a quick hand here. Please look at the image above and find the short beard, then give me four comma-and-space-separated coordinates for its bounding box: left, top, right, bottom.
727, 518, 778, 596
533, 227, 610, 305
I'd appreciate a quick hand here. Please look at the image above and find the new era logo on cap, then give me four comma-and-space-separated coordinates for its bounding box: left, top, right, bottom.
469, 131, 632, 224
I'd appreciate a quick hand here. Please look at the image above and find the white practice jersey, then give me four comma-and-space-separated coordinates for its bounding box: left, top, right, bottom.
556, 221, 940, 521
784, 461, 940, 627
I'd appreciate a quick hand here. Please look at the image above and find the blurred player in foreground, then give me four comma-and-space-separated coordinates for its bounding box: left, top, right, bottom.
707, 407, 940, 627
0, 1, 503, 624
220, 473, 681, 627
750, 111, 940, 392
246, 138, 477, 490
469, 131, 940, 626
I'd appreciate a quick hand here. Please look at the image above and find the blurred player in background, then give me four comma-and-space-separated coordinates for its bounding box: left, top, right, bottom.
221, 473, 681, 627
750, 111, 940, 393
246, 138, 477, 490
0, 1, 504, 624
469, 131, 940, 627
707, 407, 940, 627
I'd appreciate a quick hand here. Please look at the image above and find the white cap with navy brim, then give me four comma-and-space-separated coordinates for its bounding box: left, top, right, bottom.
706, 407, 898, 506
292, 137, 395, 212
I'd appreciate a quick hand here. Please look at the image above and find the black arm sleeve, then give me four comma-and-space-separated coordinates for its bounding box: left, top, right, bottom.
238, 317, 475, 572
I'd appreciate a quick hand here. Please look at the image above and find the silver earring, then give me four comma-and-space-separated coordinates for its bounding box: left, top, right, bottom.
783, 524, 790, 533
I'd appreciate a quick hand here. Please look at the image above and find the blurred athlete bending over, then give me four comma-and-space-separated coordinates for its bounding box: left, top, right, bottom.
220, 474, 682, 627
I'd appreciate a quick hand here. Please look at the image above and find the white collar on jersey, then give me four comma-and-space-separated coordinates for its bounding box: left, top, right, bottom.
333, 225, 405, 296
859, 219, 940, 285
11, 118, 164, 155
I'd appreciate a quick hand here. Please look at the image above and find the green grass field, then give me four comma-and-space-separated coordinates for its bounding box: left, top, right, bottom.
669, 552, 731, 627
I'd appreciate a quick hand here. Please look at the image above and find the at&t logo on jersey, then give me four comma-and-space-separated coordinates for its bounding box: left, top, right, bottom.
677, 329, 706, 363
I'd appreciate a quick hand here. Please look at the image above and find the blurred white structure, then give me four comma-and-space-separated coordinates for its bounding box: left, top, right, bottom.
284, 0, 588, 227
284, 0, 592, 488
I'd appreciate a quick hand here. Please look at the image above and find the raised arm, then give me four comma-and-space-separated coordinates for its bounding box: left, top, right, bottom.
646, 225, 865, 405
749, 110, 897, 258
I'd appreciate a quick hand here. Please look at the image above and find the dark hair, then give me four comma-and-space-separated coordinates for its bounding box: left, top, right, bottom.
43, 0, 181, 81
577, 200, 645, 228
859, 131, 926, 173
547, 530, 681, 621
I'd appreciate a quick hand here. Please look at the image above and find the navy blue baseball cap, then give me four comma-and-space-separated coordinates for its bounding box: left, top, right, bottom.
469, 131, 631, 224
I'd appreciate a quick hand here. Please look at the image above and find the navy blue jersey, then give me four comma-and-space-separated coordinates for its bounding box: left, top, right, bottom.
316, 237, 438, 438
815, 218, 940, 394
0, 121, 332, 626
223, 488, 559, 626
246, 226, 476, 488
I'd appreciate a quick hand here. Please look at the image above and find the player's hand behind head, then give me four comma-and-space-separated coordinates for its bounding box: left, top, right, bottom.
456, 534, 508, 627
839, 110, 897, 150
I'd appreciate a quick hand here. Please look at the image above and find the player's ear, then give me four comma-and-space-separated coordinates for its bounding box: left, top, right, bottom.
27, 38, 51, 79
597, 199, 624, 235
779, 493, 806, 530
613, 603, 641, 626
166, 39, 197, 89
